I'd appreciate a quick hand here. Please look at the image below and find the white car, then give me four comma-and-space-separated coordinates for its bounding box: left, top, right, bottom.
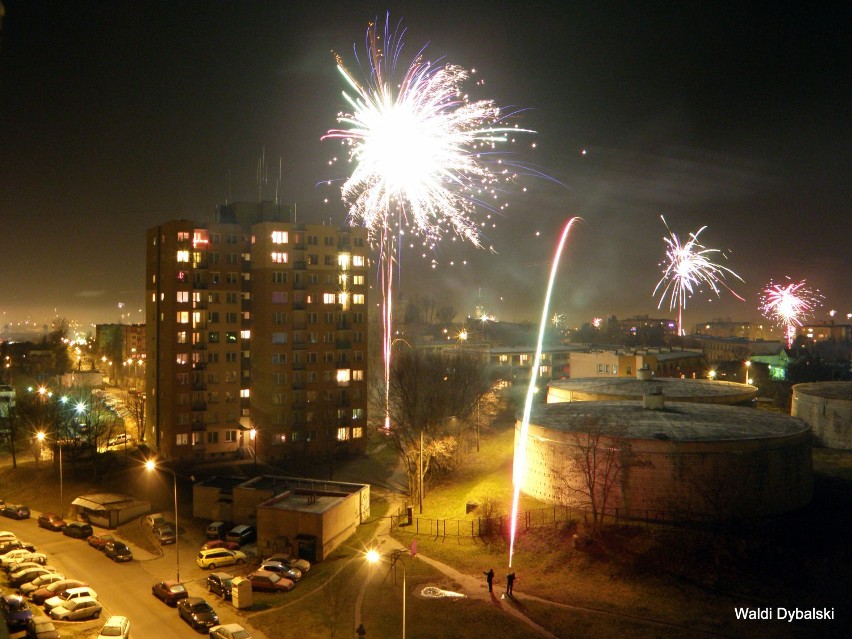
210, 623, 252, 639
44, 586, 98, 613
49, 596, 102, 621
1, 550, 45, 568
97, 615, 130, 639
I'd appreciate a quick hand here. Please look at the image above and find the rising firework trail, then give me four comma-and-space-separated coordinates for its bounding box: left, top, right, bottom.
760, 278, 823, 348
653, 216, 744, 336
324, 15, 533, 429
510, 217, 582, 568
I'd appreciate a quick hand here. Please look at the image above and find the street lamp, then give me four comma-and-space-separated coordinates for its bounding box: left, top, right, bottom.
145, 459, 180, 582
745, 360, 752, 385
366, 548, 409, 639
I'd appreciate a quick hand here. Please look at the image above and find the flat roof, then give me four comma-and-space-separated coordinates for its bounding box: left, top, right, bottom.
525, 401, 810, 442
794, 381, 852, 401
550, 377, 756, 400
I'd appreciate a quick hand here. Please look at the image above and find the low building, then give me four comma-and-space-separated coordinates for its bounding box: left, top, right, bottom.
569, 348, 705, 379
70, 493, 151, 529
193, 475, 370, 563
792, 382, 852, 450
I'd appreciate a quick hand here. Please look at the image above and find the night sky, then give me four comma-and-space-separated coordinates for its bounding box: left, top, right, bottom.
1, 1, 849, 335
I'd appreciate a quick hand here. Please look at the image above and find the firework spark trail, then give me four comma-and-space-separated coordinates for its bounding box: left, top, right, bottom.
760, 278, 823, 347
510, 217, 582, 569
653, 215, 744, 336
324, 15, 533, 429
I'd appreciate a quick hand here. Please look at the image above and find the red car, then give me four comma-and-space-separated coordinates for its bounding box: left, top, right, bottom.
246, 570, 294, 592
201, 540, 240, 552
151, 580, 189, 606
87, 533, 115, 550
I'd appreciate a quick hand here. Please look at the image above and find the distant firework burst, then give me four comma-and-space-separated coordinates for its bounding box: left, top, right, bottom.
653, 216, 743, 336
760, 279, 823, 347
324, 15, 533, 429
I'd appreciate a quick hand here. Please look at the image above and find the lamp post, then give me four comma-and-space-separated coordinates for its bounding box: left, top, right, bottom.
145, 459, 180, 582
745, 360, 752, 385
366, 548, 408, 639
249, 428, 258, 474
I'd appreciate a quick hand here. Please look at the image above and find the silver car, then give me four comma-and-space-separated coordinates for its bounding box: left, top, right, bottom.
49, 596, 102, 621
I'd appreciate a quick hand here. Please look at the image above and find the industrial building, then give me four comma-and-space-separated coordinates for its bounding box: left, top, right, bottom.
792, 381, 852, 450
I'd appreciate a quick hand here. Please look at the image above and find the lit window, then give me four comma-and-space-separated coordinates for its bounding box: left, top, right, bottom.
240, 389, 250, 398
241, 330, 250, 339
323, 293, 336, 304
177, 312, 189, 324
177, 291, 189, 303
338, 253, 351, 269
353, 275, 365, 285
176, 433, 188, 446
337, 428, 349, 441
177, 250, 190, 262
337, 369, 351, 384
352, 427, 363, 439
271, 231, 288, 244
176, 354, 187, 365
353, 294, 365, 305
352, 369, 364, 381
353, 408, 364, 420
352, 255, 365, 267
271, 252, 288, 263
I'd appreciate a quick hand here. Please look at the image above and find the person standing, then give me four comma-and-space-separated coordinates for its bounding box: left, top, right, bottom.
506, 571, 516, 595
483, 568, 494, 592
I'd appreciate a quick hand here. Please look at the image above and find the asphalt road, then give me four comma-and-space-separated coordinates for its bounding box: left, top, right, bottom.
1, 515, 225, 638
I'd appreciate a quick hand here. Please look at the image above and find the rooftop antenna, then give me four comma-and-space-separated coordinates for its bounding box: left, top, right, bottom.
275, 157, 282, 205
256, 146, 268, 202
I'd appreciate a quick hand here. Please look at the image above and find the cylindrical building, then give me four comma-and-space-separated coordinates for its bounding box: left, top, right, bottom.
792, 381, 852, 450
516, 400, 812, 520
547, 377, 757, 405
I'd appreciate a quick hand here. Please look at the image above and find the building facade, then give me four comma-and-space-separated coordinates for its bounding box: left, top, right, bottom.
145, 202, 370, 462
569, 348, 705, 379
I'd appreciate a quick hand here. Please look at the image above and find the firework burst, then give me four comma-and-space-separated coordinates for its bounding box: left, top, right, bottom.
653, 216, 743, 336
324, 15, 532, 428
760, 278, 823, 347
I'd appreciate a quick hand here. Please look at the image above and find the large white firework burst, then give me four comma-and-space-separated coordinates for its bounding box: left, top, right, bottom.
653, 216, 744, 336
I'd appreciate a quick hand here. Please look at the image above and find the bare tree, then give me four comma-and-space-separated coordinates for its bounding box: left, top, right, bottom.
554, 417, 629, 536
317, 580, 346, 639
381, 347, 491, 505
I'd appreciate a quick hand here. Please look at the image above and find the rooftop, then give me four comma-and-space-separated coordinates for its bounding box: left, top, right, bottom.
526, 401, 810, 442
793, 381, 852, 401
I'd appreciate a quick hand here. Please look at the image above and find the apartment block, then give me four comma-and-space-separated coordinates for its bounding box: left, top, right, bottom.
145, 202, 369, 463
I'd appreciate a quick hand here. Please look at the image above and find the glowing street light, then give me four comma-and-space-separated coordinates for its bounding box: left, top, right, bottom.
745, 360, 751, 385
145, 459, 180, 582
366, 548, 409, 639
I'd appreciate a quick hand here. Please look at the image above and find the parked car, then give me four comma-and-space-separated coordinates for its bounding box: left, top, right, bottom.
144, 513, 166, 529
97, 614, 130, 639
265, 553, 311, 573
210, 623, 252, 639
107, 433, 132, 448
62, 522, 94, 539
104, 541, 133, 562
152, 580, 188, 606
177, 597, 219, 632
87, 533, 116, 550
20, 573, 65, 596
1, 550, 46, 569
201, 540, 240, 552
30, 580, 86, 605
205, 521, 231, 541
259, 561, 302, 582
2, 504, 31, 519
11, 567, 56, 587
206, 572, 234, 600
44, 587, 98, 613
0, 540, 35, 554
25, 616, 60, 639
49, 596, 102, 621
196, 549, 247, 570
1, 594, 33, 630
225, 525, 256, 546
37, 514, 66, 532
155, 526, 176, 545
246, 570, 294, 592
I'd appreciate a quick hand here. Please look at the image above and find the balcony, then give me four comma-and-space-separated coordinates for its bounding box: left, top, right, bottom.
293, 281, 306, 290
292, 361, 306, 370
293, 261, 307, 270
292, 340, 306, 350
191, 402, 207, 411
192, 362, 206, 370
335, 340, 352, 349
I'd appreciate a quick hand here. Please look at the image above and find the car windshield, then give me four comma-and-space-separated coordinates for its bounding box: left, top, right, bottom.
170, 584, 186, 593
232, 631, 250, 639
7, 599, 26, 611
192, 603, 212, 613
100, 625, 123, 635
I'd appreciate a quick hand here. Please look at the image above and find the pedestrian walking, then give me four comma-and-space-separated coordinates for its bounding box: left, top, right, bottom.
506, 571, 516, 595
483, 568, 494, 592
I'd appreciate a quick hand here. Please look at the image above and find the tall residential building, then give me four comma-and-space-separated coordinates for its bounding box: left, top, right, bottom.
146, 202, 370, 463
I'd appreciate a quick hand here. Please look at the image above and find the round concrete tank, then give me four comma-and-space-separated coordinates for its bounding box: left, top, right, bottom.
516, 401, 812, 520
792, 381, 852, 450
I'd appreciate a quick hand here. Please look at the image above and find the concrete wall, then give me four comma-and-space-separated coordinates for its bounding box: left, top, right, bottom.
516, 421, 813, 519
792, 383, 852, 450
